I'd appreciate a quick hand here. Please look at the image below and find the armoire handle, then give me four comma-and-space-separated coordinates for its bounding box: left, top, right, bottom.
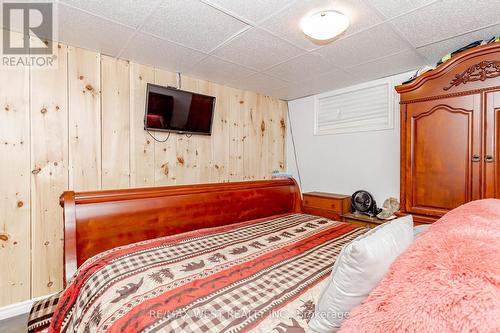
485, 155, 495, 163
472, 154, 480, 162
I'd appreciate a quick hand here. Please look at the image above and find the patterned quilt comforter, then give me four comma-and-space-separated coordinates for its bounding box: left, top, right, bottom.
29, 213, 366, 333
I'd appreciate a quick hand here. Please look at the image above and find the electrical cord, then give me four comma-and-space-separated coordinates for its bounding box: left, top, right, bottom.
176, 72, 182, 90
146, 129, 171, 143
287, 107, 302, 188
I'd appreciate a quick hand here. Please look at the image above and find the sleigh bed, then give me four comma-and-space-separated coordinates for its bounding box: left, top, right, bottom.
28, 178, 500, 333
28, 178, 367, 333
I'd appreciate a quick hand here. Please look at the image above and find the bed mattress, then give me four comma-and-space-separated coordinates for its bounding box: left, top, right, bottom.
29, 213, 366, 333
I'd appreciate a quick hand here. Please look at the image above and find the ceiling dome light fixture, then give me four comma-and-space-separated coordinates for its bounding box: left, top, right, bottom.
300, 10, 349, 40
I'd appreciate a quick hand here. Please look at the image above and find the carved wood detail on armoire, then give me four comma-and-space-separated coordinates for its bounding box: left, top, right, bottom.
396, 43, 500, 224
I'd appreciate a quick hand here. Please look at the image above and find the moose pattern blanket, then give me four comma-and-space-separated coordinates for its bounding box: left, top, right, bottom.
29, 213, 366, 333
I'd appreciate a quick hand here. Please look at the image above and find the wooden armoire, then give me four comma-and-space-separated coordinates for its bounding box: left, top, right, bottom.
396, 43, 500, 223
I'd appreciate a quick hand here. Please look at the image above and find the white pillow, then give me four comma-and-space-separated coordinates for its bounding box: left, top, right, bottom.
414, 224, 431, 237
309, 215, 414, 333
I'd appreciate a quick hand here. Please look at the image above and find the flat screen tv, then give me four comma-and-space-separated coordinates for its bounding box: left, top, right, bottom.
144, 83, 216, 135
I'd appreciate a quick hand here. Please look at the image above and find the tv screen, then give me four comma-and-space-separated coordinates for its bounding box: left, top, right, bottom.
144, 83, 216, 135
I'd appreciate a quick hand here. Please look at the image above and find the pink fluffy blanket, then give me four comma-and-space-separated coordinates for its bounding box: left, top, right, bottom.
339, 199, 500, 333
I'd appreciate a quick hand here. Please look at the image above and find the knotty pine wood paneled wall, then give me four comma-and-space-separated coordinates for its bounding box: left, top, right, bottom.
0, 40, 287, 307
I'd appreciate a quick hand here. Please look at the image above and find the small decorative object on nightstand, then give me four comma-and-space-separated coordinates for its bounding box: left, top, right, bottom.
341, 212, 385, 229
302, 192, 351, 221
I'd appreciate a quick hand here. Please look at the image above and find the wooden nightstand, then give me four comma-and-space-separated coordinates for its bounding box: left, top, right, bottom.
341, 212, 385, 229
302, 192, 351, 221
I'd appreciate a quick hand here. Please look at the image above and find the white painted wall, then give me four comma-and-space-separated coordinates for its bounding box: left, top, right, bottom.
286, 72, 413, 205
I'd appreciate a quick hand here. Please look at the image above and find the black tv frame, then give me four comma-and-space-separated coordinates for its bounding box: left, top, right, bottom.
144, 83, 216, 136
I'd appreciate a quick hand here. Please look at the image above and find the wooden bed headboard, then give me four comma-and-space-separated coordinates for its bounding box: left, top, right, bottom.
60, 178, 302, 284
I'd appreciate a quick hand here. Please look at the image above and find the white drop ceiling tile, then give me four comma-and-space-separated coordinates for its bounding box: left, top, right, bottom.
346, 49, 426, 82
364, 0, 437, 19
317, 23, 410, 68
417, 24, 500, 64
274, 83, 331, 100
14, 0, 497, 101
267, 83, 310, 101
273, 69, 363, 100
260, 0, 383, 51
233, 73, 290, 95
267, 52, 337, 83
203, 0, 295, 24
303, 68, 361, 92
121, 32, 206, 73
141, 0, 248, 53
57, 4, 135, 56
391, 0, 500, 47
189, 56, 257, 86
59, 0, 160, 28
212, 28, 304, 71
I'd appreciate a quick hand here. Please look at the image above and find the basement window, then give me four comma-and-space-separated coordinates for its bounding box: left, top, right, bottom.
314, 78, 394, 135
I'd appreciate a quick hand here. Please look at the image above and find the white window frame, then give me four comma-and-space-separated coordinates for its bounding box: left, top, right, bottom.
313, 77, 395, 135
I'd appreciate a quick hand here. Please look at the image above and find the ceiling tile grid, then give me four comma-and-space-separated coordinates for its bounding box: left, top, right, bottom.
345, 49, 426, 82
189, 56, 257, 85
141, 0, 249, 53
364, 0, 439, 19
201, 0, 297, 25
211, 27, 305, 71
266, 52, 342, 83
120, 32, 206, 73
270, 67, 361, 100
59, 0, 162, 29
232, 73, 291, 96
56, 3, 136, 56
316, 23, 414, 68
8, 0, 499, 100
389, 0, 500, 47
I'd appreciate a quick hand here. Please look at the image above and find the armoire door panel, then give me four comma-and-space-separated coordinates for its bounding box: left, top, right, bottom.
397, 43, 500, 222
406, 96, 480, 216
484, 91, 500, 198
